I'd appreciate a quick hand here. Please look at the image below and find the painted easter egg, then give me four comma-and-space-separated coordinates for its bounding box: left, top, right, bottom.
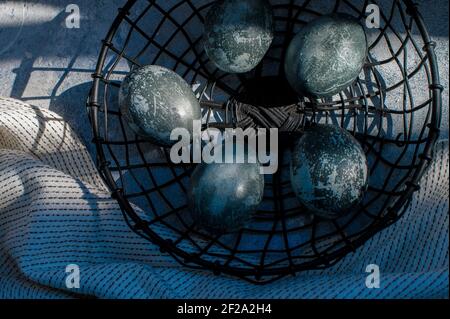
189, 141, 264, 233
290, 124, 368, 219
204, 0, 274, 73
285, 14, 367, 97
119, 65, 201, 147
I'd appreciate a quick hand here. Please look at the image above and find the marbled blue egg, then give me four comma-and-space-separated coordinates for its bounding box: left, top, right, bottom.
204, 0, 274, 73
285, 14, 368, 97
189, 142, 264, 233
290, 124, 369, 219
119, 65, 201, 147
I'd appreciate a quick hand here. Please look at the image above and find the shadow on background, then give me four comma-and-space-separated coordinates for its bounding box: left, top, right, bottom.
0, 0, 448, 162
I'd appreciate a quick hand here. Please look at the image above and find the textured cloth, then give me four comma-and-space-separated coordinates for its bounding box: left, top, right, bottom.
0, 97, 448, 299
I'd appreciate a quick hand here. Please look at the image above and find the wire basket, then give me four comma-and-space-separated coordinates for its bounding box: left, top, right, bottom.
87, 0, 442, 283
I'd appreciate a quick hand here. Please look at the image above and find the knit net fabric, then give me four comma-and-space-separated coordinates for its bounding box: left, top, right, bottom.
0, 97, 448, 298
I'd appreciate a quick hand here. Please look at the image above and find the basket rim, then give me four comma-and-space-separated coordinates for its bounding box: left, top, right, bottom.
86, 0, 443, 283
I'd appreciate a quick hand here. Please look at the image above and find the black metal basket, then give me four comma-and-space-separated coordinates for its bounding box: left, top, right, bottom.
87, 0, 442, 283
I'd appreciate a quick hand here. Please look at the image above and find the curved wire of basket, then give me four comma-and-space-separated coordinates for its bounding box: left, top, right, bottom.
87, 0, 443, 283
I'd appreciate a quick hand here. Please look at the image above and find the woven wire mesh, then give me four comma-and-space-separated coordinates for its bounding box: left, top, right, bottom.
87, 0, 442, 283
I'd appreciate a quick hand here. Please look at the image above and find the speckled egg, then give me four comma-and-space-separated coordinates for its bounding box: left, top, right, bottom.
189, 142, 264, 233
204, 0, 274, 73
290, 124, 369, 219
284, 14, 367, 98
119, 65, 201, 147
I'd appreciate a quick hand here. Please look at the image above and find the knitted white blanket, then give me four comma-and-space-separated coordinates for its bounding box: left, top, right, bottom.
0, 97, 448, 298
